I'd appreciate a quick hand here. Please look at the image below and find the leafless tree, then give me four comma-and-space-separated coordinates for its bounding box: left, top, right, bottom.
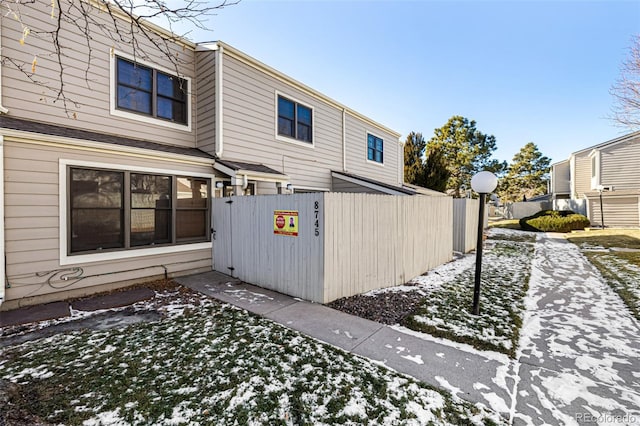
0, 0, 238, 115
611, 35, 640, 130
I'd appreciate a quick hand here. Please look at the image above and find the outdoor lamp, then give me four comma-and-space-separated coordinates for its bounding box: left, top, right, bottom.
470, 171, 498, 315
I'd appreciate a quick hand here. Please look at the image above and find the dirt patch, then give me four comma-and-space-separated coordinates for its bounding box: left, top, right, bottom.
328, 290, 424, 325
0, 380, 52, 426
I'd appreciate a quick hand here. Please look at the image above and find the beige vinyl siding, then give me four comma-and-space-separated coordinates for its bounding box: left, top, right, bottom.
219, 55, 343, 190
573, 152, 592, 198
216, 53, 401, 191
600, 136, 640, 190
588, 195, 639, 228
344, 114, 400, 186
552, 160, 570, 194
195, 50, 216, 152
1, 0, 197, 148
3, 139, 213, 302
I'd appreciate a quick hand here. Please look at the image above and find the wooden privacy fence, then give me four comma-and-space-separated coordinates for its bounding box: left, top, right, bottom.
212, 193, 453, 303
452, 198, 480, 253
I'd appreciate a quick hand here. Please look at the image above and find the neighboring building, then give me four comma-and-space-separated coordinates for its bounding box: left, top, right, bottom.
550, 131, 640, 227
0, 0, 409, 308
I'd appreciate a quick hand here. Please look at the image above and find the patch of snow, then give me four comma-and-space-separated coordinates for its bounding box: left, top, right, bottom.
400, 354, 424, 365
391, 325, 511, 364
473, 382, 490, 391
434, 376, 462, 398
481, 392, 510, 414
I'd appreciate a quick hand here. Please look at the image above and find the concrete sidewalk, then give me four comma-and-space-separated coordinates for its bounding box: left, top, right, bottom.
177, 233, 640, 425
176, 271, 517, 419
513, 235, 640, 425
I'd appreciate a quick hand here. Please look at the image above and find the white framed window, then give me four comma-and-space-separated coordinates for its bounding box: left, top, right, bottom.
60, 159, 212, 265
366, 132, 384, 165
275, 91, 314, 147
110, 51, 192, 132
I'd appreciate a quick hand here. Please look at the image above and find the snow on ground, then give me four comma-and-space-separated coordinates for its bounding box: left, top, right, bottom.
514, 235, 640, 425
402, 228, 537, 355
1, 291, 503, 425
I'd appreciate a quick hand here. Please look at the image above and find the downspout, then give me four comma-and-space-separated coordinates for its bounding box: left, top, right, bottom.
0, 136, 5, 307
342, 108, 347, 172
215, 42, 224, 157
0, 17, 10, 114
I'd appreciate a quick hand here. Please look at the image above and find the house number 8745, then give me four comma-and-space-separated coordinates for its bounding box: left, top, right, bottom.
314, 201, 320, 237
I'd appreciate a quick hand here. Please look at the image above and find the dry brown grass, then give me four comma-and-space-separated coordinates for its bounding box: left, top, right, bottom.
567, 229, 640, 250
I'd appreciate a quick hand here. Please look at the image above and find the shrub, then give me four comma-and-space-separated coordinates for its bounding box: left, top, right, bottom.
519, 210, 590, 233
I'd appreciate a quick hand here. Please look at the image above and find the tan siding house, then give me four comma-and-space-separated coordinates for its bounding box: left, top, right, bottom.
0, 1, 410, 308
196, 42, 404, 195
550, 131, 640, 227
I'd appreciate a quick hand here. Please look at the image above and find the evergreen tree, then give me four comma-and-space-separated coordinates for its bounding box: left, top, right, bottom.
404, 132, 426, 184
426, 116, 506, 197
421, 144, 450, 192
498, 142, 551, 202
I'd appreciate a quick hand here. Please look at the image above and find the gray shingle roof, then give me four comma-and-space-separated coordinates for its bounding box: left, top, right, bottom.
0, 115, 215, 160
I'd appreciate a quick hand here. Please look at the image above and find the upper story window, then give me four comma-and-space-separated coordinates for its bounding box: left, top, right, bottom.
367, 133, 384, 163
277, 95, 312, 143
116, 57, 188, 125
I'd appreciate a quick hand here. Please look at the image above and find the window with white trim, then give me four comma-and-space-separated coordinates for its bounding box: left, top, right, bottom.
69, 167, 209, 255
277, 95, 312, 143
367, 133, 384, 163
116, 56, 188, 125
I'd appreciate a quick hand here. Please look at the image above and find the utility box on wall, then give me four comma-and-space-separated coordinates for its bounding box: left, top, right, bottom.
212, 193, 453, 303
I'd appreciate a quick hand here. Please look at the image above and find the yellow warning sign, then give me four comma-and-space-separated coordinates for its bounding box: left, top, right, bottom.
274, 210, 298, 236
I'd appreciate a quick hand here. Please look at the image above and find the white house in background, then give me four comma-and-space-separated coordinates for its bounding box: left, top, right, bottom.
550, 131, 640, 227
0, 0, 416, 309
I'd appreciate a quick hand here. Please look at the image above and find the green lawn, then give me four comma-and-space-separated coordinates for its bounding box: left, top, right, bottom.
567, 229, 640, 320
567, 229, 640, 250
404, 230, 536, 358
1, 293, 503, 425
488, 219, 521, 230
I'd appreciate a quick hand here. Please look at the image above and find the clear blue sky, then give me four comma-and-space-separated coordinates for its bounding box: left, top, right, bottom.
180, 0, 640, 165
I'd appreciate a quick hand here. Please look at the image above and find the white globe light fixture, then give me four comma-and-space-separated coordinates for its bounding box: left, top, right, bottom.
471, 171, 498, 194
470, 170, 498, 315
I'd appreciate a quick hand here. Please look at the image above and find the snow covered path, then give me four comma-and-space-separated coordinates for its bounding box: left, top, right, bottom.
513, 234, 640, 425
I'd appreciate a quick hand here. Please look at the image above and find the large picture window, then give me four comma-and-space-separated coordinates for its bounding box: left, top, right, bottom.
367, 133, 384, 163
277, 95, 312, 143
69, 167, 210, 255
116, 57, 187, 125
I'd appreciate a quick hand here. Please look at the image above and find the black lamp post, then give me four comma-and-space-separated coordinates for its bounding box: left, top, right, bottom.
597, 185, 605, 229
470, 171, 498, 316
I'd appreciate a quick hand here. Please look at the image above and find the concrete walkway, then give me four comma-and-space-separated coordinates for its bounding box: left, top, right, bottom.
177, 233, 640, 425
513, 234, 640, 425
176, 272, 517, 420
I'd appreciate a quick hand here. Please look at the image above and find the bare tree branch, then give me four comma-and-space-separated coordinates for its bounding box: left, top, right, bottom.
610, 35, 640, 130
0, 0, 239, 117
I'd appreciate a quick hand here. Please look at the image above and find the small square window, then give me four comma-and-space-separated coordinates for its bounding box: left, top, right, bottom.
367, 134, 384, 163
277, 95, 312, 143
